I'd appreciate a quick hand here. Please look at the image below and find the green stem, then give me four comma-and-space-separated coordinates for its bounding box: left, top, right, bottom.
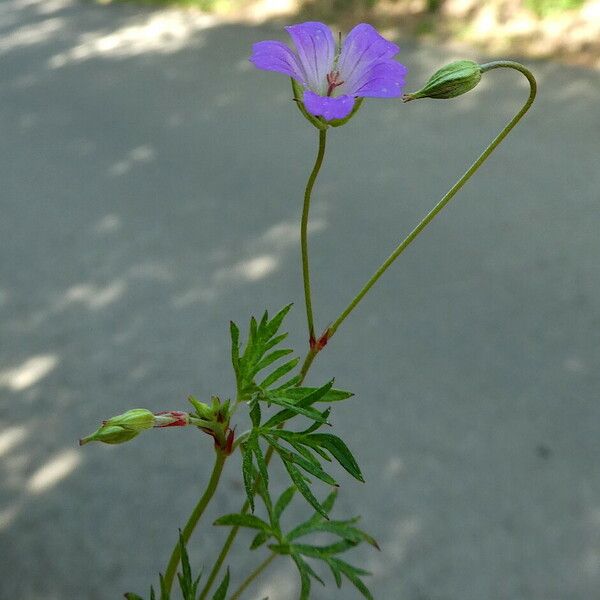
228, 553, 277, 600
301, 129, 327, 343
329, 61, 537, 338
162, 451, 227, 595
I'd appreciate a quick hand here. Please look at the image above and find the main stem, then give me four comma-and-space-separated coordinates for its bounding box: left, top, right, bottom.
162, 450, 227, 594
329, 61, 537, 337
302, 129, 327, 344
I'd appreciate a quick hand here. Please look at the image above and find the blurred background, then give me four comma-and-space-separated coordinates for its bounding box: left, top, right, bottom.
1, 0, 599, 599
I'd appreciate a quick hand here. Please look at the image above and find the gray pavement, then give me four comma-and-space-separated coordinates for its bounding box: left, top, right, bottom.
1, 2, 600, 599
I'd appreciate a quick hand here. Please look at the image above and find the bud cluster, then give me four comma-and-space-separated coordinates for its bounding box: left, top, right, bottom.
187, 395, 235, 455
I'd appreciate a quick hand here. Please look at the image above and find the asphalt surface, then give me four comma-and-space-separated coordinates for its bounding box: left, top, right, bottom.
1, 2, 600, 599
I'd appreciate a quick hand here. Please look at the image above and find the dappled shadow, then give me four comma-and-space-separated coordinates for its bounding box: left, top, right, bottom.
1, 2, 600, 599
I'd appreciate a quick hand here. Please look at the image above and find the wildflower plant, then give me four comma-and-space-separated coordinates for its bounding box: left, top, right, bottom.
81, 20, 537, 600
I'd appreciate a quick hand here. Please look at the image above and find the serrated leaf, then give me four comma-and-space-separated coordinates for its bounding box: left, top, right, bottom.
211, 568, 230, 600
233, 305, 295, 400
214, 513, 272, 532
305, 434, 364, 482
282, 459, 328, 518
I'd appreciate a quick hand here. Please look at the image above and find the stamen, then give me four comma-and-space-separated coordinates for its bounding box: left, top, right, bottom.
326, 71, 344, 97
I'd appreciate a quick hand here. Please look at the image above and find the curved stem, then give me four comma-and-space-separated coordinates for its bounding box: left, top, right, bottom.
329, 61, 537, 338
162, 451, 227, 595
228, 553, 277, 600
301, 129, 327, 344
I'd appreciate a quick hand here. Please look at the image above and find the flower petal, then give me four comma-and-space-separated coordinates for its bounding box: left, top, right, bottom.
303, 91, 355, 121
285, 22, 335, 94
353, 60, 408, 98
249, 40, 305, 83
337, 23, 401, 95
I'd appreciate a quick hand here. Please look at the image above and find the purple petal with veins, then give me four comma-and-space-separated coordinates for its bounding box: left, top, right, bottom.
286, 22, 335, 95
249, 40, 305, 83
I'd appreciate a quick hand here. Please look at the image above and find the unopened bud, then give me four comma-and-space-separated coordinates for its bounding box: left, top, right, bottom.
104, 408, 155, 431
79, 425, 140, 446
403, 60, 482, 101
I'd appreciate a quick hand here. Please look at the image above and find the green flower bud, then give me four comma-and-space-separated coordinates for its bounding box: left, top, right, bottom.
403, 60, 482, 102
79, 425, 140, 446
103, 408, 155, 431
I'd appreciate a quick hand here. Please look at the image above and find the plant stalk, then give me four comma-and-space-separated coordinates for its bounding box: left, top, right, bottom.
301, 129, 327, 344
328, 61, 537, 338
229, 553, 277, 600
162, 450, 227, 595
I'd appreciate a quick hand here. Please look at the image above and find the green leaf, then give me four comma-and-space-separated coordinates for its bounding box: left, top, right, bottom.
230, 321, 240, 374
298, 408, 331, 435
252, 437, 269, 493
272, 486, 295, 526
281, 387, 353, 403
262, 396, 329, 425
266, 436, 337, 486
263, 380, 335, 428
282, 459, 328, 518
250, 530, 271, 550
305, 434, 364, 482
260, 357, 300, 389
249, 400, 261, 428
233, 305, 295, 400
293, 540, 358, 558
327, 558, 373, 600
211, 568, 230, 600
291, 554, 311, 600
124, 594, 144, 600
176, 530, 201, 600
242, 440, 256, 511
214, 513, 272, 532
255, 349, 293, 373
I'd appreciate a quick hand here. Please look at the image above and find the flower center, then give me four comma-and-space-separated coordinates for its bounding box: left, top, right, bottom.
326, 71, 344, 96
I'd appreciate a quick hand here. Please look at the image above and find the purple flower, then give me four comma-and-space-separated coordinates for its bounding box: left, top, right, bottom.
250, 22, 408, 121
